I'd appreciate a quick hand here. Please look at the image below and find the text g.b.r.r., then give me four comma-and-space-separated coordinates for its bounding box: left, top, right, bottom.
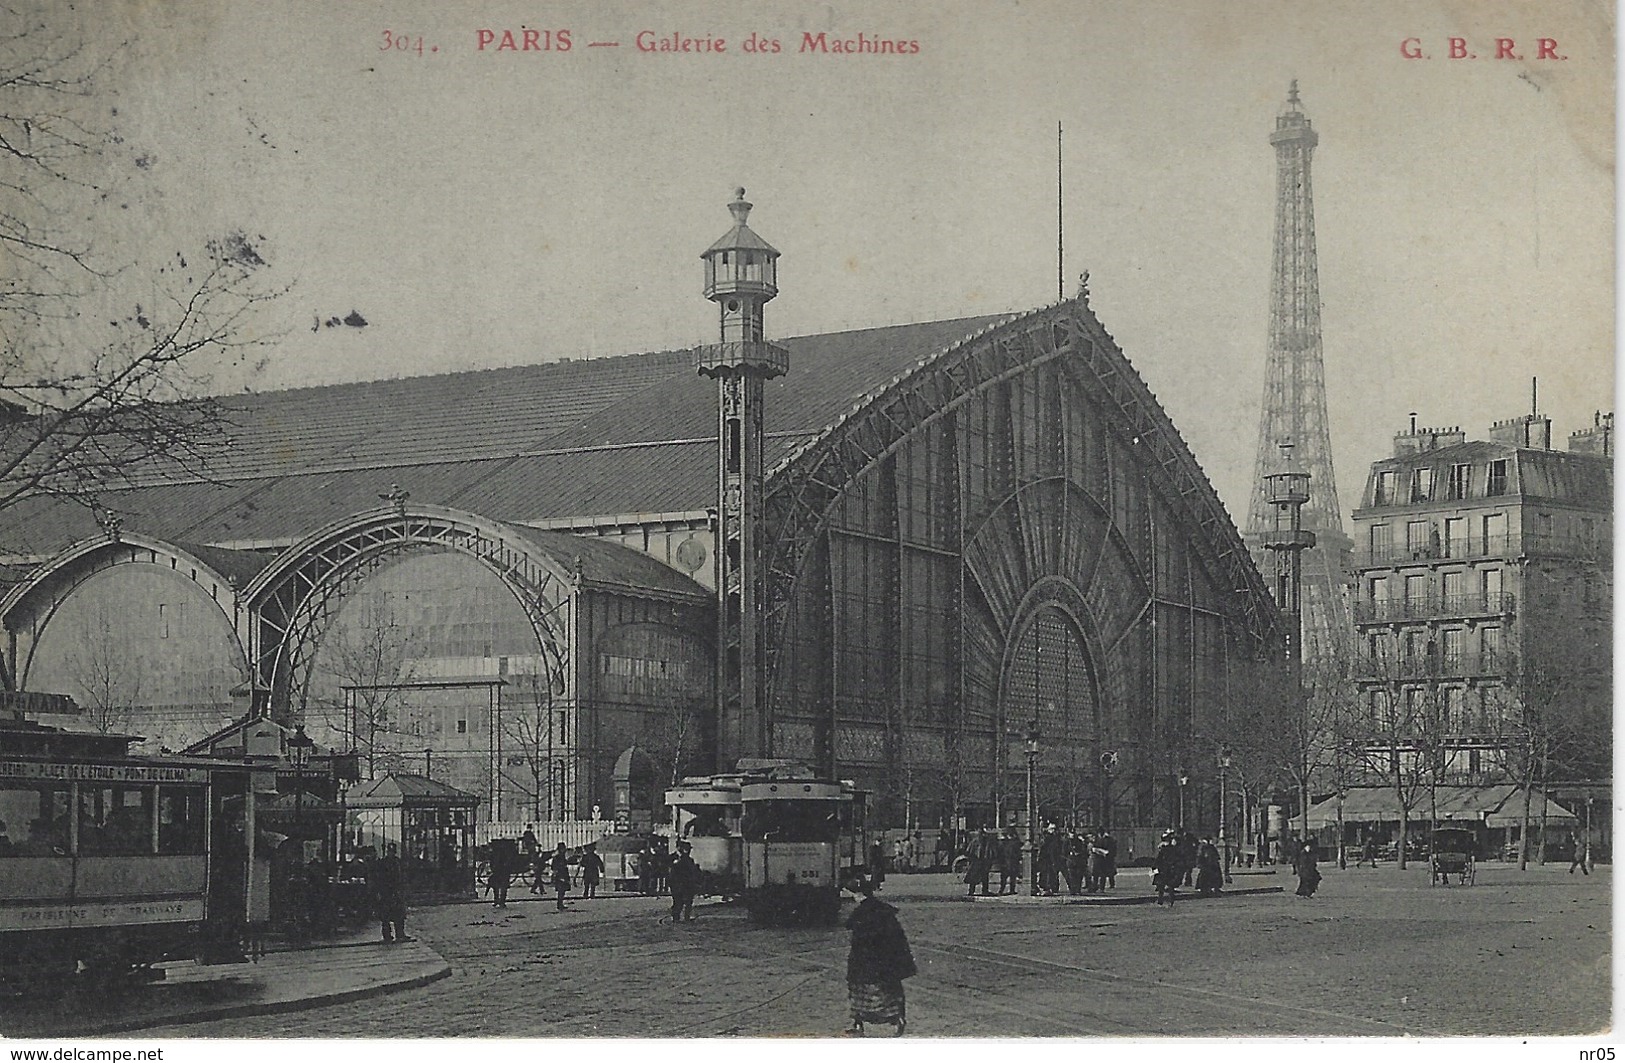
1401, 37, 1565, 60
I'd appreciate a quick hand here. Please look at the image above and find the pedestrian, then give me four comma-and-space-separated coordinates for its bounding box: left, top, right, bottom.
580, 842, 606, 897
368, 841, 409, 942
1293, 841, 1321, 898
488, 837, 518, 908
1195, 837, 1223, 896
668, 840, 700, 922
549, 842, 571, 911
1568, 830, 1590, 875
934, 830, 951, 872
869, 838, 887, 889
1152, 829, 1182, 907
999, 827, 1022, 895
1037, 823, 1064, 895
843, 877, 916, 1037
1179, 828, 1199, 887
1064, 830, 1087, 895
521, 824, 539, 891
964, 829, 987, 897
1356, 834, 1378, 868
1096, 828, 1117, 888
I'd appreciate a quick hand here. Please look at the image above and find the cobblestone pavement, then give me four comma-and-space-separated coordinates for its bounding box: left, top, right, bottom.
139, 862, 1609, 1038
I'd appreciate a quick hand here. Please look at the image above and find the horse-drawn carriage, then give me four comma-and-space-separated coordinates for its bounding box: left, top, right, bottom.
1429, 827, 1477, 886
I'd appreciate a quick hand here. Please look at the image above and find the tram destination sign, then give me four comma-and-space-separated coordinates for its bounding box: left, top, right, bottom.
0, 896, 204, 932
0, 760, 209, 784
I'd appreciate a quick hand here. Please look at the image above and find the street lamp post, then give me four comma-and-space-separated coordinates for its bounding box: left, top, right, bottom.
288, 725, 315, 845
1024, 721, 1041, 897
1218, 749, 1232, 883
1177, 771, 1189, 831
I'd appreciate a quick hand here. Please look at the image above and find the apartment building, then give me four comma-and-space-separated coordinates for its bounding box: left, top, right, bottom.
1348, 411, 1612, 782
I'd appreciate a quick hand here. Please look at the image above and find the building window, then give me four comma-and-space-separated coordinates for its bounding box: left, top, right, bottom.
1410, 467, 1434, 503
1443, 686, 1464, 732
1487, 459, 1508, 496
1482, 512, 1507, 551
1443, 517, 1466, 558
1406, 520, 1433, 557
1375, 470, 1398, 505
1536, 512, 1554, 538
1369, 524, 1392, 559
1481, 567, 1502, 602
1479, 625, 1501, 662
1440, 628, 1463, 670
456, 718, 468, 735
1404, 573, 1427, 604
1367, 576, 1388, 602
1447, 463, 1472, 500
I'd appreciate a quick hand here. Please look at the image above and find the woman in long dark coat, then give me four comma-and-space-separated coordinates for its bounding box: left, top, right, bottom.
1293, 841, 1321, 898
845, 879, 917, 1036
1195, 838, 1224, 895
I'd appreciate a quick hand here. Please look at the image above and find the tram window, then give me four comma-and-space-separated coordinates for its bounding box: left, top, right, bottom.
742, 800, 840, 843
158, 787, 207, 855
0, 783, 69, 856
78, 785, 156, 856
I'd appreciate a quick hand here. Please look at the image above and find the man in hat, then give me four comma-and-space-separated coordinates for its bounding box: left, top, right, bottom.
1037, 823, 1065, 896
580, 842, 606, 898
1152, 829, 1182, 907
668, 839, 700, 922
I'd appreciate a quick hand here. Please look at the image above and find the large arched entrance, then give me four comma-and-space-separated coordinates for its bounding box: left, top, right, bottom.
241, 506, 575, 721
1002, 603, 1102, 828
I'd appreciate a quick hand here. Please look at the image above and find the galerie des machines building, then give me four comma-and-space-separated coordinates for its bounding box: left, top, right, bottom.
0, 193, 1283, 842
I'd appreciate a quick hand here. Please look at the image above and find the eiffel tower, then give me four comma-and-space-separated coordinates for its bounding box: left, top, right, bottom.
1245, 82, 1353, 663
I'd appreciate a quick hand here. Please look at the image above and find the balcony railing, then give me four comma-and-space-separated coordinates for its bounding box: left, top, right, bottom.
1356, 532, 1608, 567
1352, 592, 1516, 623
1353, 649, 1513, 680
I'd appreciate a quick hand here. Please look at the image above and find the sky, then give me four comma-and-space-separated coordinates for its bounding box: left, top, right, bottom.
38, 0, 1617, 529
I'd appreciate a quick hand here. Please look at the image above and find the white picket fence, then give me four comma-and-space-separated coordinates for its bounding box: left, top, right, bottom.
473, 820, 615, 849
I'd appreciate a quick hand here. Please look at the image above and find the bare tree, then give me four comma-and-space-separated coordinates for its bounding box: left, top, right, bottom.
0, 11, 279, 515
1345, 634, 1457, 870
311, 598, 421, 779
1488, 635, 1610, 869
500, 669, 561, 821
59, 600, 143, 735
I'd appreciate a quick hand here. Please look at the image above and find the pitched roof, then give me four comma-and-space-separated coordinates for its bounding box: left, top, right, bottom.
0, 316, 1002, 557
348, 772, 479, 807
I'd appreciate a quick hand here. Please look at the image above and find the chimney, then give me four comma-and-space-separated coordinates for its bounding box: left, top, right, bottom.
1568, 411, 1613, 458
1488, 413, 1552, 450
1393, 420, 1466, 456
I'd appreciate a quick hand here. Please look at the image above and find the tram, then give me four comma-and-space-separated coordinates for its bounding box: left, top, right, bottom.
0, 707, 257, 991
667, 760, 868, 925
665, 773, 744, 897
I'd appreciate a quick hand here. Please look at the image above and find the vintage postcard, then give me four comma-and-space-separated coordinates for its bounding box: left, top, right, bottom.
0, 0, 1611, 1050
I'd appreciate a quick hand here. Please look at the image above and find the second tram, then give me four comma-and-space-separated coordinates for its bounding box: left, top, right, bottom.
0, 709, 257, 992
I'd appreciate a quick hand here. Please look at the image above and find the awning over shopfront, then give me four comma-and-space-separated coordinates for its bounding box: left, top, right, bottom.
1306, 785, 1577, 829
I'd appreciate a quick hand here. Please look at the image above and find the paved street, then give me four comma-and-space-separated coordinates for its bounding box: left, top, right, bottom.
134, 862, 1607, 1038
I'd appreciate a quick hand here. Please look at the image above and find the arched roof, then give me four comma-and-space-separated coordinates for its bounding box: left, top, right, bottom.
0, 531, 268, 624
0, 317, 1002, 557
760, 296, 1278, 645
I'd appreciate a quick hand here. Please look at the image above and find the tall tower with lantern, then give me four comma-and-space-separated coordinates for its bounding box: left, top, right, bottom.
695, 189, 788, 766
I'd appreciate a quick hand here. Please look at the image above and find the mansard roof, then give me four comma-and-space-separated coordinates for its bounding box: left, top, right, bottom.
1357, 438, 1612, 513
